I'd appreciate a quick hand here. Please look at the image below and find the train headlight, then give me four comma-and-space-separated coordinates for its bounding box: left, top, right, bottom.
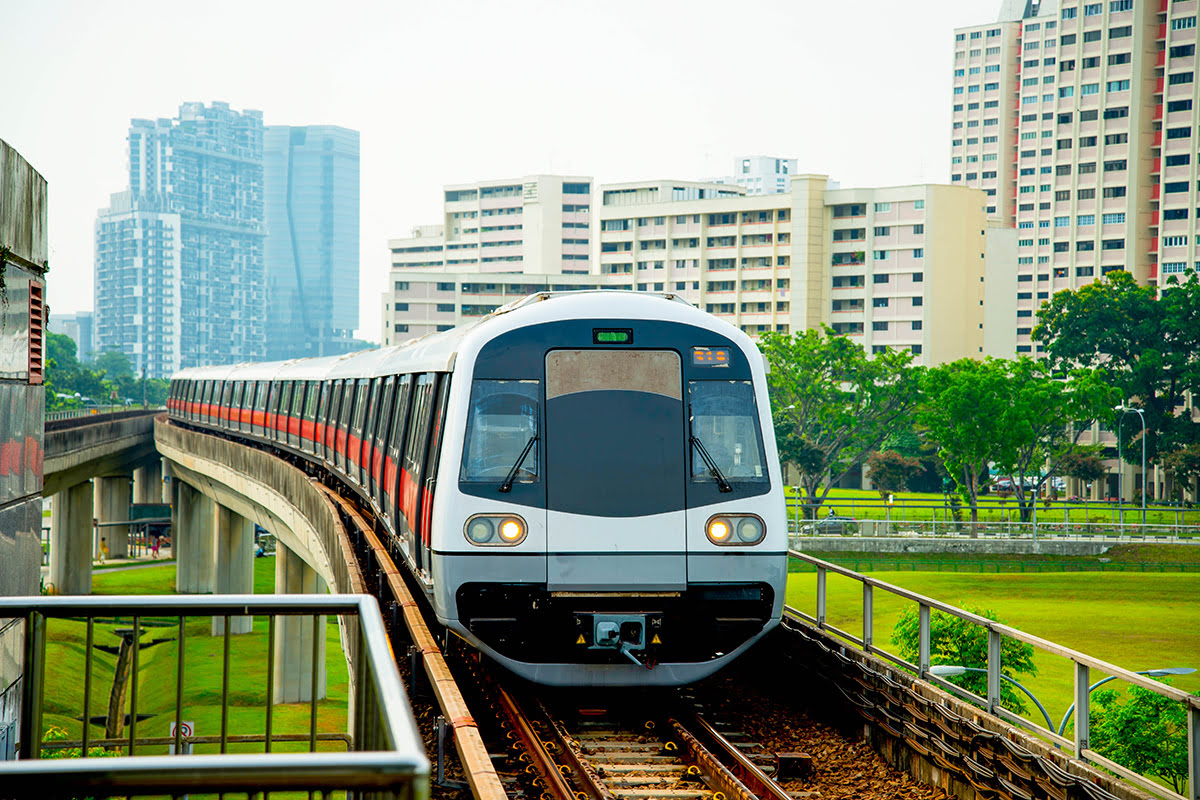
706, 514, 765, 546
464, 514, 527, 546
467, 518, 495, 544
706, 517, 731, 543
498, 517, 526, 542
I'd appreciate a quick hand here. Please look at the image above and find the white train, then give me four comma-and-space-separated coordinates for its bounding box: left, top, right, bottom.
169, 292, 787, 686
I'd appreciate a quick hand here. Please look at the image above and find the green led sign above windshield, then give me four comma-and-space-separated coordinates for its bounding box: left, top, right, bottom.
593, 328, 633, 344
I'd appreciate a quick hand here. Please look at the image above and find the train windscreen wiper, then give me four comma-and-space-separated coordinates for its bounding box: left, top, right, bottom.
690, 434, 733, 493
499, 435, 538, 493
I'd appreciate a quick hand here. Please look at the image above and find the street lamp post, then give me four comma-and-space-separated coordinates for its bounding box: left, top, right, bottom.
1116, 405, 1147, 528
1057, 667, 1195, 736
929, 665, 1055, 732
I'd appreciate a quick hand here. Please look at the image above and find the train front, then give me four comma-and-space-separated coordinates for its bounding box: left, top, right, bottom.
434, 294, 786, 686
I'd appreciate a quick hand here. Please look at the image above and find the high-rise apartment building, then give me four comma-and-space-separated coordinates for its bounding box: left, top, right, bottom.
381, 175, 594, 342
383, 173, 992, 366
95, 102, 265, 378
48, 311, 94, 362
952, 0, 1200, 356
263, 125, 360, 360
714, 156, 800, 195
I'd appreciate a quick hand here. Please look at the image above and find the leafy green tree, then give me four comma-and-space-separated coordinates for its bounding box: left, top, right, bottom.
1089, 684, 1194, 795
866, 450, 921, 498
891, 605, 1038, 715
759, 327, 922, 518
990, 359, 1117, 521
1160, 443, 1200, 502
1057, 447, 1108, 493
94, 349, 134, 380
918, 359, 1010, 525
1034, 270, 1200, 476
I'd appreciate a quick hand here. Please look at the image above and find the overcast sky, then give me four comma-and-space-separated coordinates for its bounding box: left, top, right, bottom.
3, 0, 999, 342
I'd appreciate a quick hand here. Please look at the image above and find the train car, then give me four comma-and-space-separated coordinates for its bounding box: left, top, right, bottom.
169, 291, 787, 686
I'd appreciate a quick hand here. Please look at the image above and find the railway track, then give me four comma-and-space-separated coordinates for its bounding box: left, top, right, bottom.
320, 483, 950, 800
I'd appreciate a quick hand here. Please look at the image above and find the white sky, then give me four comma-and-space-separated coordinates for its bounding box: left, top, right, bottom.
2, 0, 999, 342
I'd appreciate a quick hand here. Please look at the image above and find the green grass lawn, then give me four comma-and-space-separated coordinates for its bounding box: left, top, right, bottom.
786, 568, 1200, 735
794, 544, 1200, 574
42, 557, 350, 757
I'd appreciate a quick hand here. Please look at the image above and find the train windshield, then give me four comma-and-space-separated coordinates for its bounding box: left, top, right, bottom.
688, 381, 767, 483
460, 380, 539, 483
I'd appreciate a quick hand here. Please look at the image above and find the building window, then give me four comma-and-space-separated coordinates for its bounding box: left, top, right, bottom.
910, 345, 923, 355
1170, 16, 1196, 30
394, 324, 409, 332
913, 248, 924, 258
874, 202, 892, 213
394, 302, 409, 311
873, 298, 889, 308
1108, 25, 1132, 38
1168, 72, 1195, 86
394, 281, 409, 291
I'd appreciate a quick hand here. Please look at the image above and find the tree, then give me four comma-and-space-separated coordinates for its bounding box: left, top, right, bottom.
1034, 270, 1200, 477
94, 349, 134, 381
891, 605, 1038, 715
759, 327, 922, 518
1160, 443, 1200, 502
866, 450, 921, 498
990, 359, 1117, 521
1089, 684, 1195, 795
1057, 447, 1108, 496
917, 359, 1011, 526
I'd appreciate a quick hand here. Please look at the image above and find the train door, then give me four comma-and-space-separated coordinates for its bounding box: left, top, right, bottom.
324, 381, 341, 465
418, 376, 450, 574
373, 377, 396, 510
251, 382, 266, 438
400, 374, 438, 575
386, 375, 413, 544
360, 379, 381, 492
543, 350, 687, 590
336, 380, 353, 475
314, 383, 329, 458
349, 379, 370, 484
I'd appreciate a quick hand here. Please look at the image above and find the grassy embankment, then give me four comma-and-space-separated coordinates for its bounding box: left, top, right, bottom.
788, 487, 1200, 528
785, 563, 1200, 734
41, 558, 349, 756
791, 543, 1200, 574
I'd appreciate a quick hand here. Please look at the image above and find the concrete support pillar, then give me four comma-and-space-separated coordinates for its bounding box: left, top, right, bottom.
212, 505, 255, 635
273, 544, 327, 704
174, 482, 216, 594
48, 481, 93, 595
94, 475, 132, 559
133, 460, 164, 504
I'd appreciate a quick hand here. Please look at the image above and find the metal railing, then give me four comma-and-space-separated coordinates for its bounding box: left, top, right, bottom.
45, 406, 163, 428
787, 497, 1200, 539
0, 594, 429, 799
787, 550, 1200, 800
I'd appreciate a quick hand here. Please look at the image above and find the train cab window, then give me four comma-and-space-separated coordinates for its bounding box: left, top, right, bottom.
687, 381, 767, 482
460, 380, 540, 483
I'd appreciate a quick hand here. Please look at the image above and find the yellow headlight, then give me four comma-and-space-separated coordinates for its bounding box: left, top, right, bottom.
707, 518, 731, 542
499, 518, 525, 541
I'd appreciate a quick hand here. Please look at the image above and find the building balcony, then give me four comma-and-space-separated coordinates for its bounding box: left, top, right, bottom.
1157, 50, 1166, 67
1157, 22, 1167, 40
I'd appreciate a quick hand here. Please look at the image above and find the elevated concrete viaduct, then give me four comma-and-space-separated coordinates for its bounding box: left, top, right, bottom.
43, 411, 164, 593
155, 416, 359, 703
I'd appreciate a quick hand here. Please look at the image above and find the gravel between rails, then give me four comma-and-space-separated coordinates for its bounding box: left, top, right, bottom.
691, 650, 950, 800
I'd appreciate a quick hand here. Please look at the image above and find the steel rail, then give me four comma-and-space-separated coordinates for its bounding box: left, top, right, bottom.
492, 684, 579, 800
321, 486, 508, 800
679, 713, 793, 800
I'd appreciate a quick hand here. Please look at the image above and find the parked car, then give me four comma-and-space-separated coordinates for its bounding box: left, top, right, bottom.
801, 515, 858, 535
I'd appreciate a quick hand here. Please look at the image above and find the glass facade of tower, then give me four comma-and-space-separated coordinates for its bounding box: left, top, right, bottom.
263, 125, 360, 360
94, 102, 265, 378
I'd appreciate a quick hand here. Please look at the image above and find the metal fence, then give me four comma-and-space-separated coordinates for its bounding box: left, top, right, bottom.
787, 550, 1200, 800
0, 594, 429, 799
790, 507, 1200, 542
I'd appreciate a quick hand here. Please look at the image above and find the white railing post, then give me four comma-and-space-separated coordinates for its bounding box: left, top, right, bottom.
1074, 662, 1090, 760
918, 603, 931, 679
815, 567, 827, 628
987, 627, 1001, 715
862, 583, 873, 653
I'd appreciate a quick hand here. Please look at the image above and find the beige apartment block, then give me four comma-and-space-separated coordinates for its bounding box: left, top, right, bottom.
953, 0, 1200, 357
383, 173, 991, 366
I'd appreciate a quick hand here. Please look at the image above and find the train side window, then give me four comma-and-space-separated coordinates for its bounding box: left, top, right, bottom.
687, 381, 768, 482
204, 381, 216, 421
460, 380, 540, 483
363, 379, 381, 457
340, 380, 355, 436
268, 382, 283, 438
419, 375, 452, 539
305, 382, 319, 423
255, 381, 267, 412
326, 380, 342, 450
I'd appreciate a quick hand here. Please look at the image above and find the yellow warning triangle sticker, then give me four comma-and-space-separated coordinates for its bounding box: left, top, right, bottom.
576, 634, 587, 645
651, 634, 662, 645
